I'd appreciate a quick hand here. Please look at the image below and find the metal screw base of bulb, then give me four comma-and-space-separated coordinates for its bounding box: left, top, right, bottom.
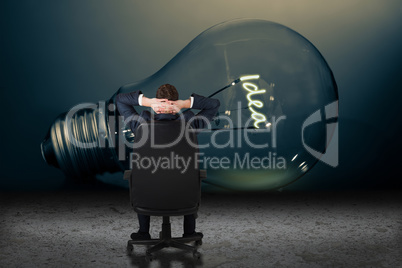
41, 104, 121, 181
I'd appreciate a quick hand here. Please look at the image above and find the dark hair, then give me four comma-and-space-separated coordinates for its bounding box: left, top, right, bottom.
156, 84, 179, 101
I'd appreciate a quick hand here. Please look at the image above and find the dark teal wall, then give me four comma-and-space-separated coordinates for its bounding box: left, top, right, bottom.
1, 0, 401, 190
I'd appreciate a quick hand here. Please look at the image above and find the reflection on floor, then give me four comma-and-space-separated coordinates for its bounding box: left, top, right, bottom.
0, 189, 401, 267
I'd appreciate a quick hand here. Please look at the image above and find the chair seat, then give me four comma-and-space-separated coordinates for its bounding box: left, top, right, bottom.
126, 121, 203, 260
134, 206, 198, 216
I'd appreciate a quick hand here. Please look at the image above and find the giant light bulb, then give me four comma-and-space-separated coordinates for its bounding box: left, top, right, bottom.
41, 19, 338, 192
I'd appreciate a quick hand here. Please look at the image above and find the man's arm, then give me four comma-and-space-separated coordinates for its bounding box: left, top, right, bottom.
168, 94, 220, 129
190, 93, 220, 122
115, 91, 143, 120
115, 91, 169, 119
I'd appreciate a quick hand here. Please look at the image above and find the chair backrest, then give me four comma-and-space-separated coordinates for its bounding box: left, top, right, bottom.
130, 120, 200, 212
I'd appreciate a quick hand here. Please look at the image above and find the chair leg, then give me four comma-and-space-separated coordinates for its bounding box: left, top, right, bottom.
169, 240, 196, 252
174, 233, 203, 244
128, 238, 160, 246
146, 241, 169, 255
127, 216, 203, 258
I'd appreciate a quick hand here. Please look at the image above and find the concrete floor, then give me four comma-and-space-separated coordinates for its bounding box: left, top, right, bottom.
0, 189, 401, 267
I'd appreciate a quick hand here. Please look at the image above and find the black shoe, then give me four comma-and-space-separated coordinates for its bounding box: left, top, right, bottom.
130, 232, 151, 240
182, 232, 203, 238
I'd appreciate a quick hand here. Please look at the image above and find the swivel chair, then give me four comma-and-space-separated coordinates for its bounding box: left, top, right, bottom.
125, 120, 204, 260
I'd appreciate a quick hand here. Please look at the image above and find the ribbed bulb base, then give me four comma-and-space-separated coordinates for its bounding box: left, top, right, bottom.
41, 104, 122, 180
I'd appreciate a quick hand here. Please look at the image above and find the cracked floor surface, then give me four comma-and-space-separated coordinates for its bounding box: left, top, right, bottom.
1, 189, 401, 267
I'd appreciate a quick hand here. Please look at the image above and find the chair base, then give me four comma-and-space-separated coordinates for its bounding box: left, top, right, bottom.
127, 216, 203, 260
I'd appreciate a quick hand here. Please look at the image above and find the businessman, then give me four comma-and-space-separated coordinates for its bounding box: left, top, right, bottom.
115, 84, 220, 240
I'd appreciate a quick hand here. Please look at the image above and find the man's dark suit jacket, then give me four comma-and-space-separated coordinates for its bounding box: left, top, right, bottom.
115, 90, 220, 133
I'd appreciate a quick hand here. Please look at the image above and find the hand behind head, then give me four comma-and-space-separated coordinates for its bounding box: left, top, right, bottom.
151, 102, 180, 114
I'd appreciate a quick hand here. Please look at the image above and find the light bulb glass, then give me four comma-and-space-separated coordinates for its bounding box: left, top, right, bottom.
41, 19, 338, 192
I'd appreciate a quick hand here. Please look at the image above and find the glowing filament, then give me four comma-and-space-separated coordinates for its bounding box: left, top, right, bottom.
240, 75, 260, 81
240, 75, 267, 128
